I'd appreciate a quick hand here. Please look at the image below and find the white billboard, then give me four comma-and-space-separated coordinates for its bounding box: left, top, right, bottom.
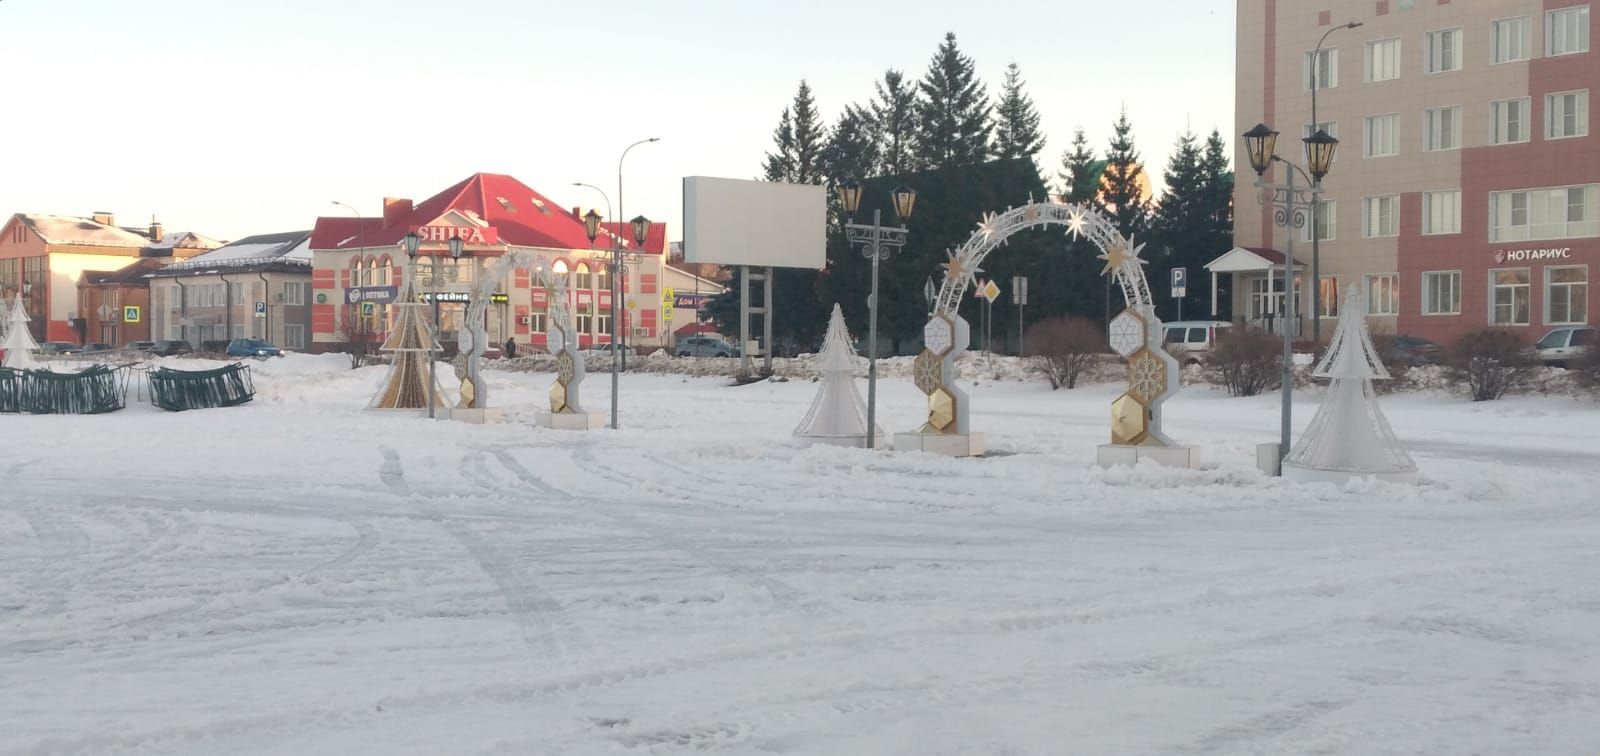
682, 176, 825, 269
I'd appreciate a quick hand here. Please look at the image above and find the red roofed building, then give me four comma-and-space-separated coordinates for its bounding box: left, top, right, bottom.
309, 173, 719, 354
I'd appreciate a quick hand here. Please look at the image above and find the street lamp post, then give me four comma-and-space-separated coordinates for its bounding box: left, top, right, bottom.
1309, 20, 1363, 343
1243, 123, 1340, 470
839, 180, 917, 451
617, 137, 659, 370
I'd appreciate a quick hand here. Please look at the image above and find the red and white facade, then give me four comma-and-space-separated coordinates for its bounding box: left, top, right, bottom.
309, 173, 714, 353
1230, 0, 1597, 344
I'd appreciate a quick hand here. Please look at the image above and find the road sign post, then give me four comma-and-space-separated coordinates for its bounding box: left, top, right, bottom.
1011, 276, 1028, 356
1171, 268, 1188, 322
978, 279, 1001, 356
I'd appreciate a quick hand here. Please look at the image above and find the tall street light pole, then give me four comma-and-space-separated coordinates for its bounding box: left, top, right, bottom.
839, 181, 918, 451
1244, 123, 1341, 471
1310, 20, 1363, 343
332, 200, 367, 336
616, 137, 659, 371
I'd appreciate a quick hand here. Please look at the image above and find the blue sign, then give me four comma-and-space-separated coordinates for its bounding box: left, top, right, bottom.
1170, 268, 1188, 298
254, 301, 267, 317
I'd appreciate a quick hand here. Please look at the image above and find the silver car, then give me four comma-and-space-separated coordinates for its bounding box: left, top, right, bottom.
1534, 326, 1595, 367
676, 335, 739, 358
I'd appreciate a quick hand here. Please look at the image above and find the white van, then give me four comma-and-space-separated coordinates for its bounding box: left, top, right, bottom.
1162, 321, 1233, 364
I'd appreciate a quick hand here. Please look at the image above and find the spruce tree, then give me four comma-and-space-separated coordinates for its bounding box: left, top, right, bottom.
1058, 128, 1099, 205
822, 104, 879, 185
763, 81, 827, 184
1100, 108, 1152, 237
1149, 131, 1208, 318
992, 63, 1044, 161
871, 69, 919, 176
913, 32, 993, 169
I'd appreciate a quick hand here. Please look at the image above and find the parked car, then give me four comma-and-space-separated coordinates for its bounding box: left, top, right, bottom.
1387, 335, 1444, 366
1534, 326, 1595, 367
226, 338, 283, 358
82, 342, 114, 352
125, 340, 158, 352
677, 335, 739, 358
583, 343, 638, 359
37, 341, 83, 355
152, 340, 194, 357
1161, 321, 1233, 364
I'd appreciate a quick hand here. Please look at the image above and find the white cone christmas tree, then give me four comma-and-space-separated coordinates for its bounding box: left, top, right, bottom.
795, 304, 884, 447
369, 270, 446, 411
1283, 286, 1417, 484
2, 293, 39, 370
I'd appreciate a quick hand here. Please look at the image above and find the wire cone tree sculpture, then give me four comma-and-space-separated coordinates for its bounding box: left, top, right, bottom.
795, 304, 884, 447
2, 293, 40, 370
369, 271, 446, 411
1283, 287, 1418, 483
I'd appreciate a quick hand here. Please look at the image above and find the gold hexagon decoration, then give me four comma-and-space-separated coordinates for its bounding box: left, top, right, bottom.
1126, 347, 1168, 404
555, 351, 576, 386
925, 387, 956, 433
1110, 392, 1149, 446
913, 349, 944, 395
549, 382, 569, 413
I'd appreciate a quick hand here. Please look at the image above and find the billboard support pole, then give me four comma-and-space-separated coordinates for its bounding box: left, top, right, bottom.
739, 265, 752, 378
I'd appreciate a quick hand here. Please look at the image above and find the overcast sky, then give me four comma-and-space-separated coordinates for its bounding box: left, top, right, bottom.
0, 0, 1235, 242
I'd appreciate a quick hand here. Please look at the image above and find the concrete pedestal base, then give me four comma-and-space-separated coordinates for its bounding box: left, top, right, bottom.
1257, 443, 1282, 476
1282, 463, 1418, 485
1096, 444, 1202, 469
796, 432, 888, 449
451, 408, 504, 425
893, 431, 986, 457
536, 411, 607, 431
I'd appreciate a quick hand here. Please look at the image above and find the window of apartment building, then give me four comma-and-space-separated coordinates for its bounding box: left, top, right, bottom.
596, 311, 612, 337
1490, 185, 1600, 241
1364, 195, 1400, 237
1547, 90, 1590, 139
1304, 48, 1339, 90
1365, 113, 1400, 157
1491, 269, 1532, 325
575, 311, 594, 335
1547, 266, 1589, 324
1366, 274, 1399, 315
1426, 28, 1463, 73
595, 266, 611, 292
527, 310, 547, 333
1297, 200, 1337, 242
1318, 277, 1340, 318
283, 282, 307, 306
1422, 271, 1462, 315
283, 324, 306, 350
1365, 38, 1402, 81
229, 282, 244, 304
1424, 106, 1461, 150
1492, 17, 1531, 64
574, 262, 592, 290
1491, 97, 1531, 144
1424, 190, 1463, 235
1547, 5, 1590, 57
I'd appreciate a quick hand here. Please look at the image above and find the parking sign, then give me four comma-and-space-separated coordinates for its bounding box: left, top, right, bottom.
1171, 268, 1187, 299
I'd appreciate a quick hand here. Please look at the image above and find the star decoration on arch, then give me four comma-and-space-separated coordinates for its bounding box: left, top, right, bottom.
942, 249, 982, 288
1098, 240, 1150, 277
1066, 208, 1088, 238
976, 212, 1000, 239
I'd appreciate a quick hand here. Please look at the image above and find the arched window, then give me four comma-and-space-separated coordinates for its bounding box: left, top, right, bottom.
575, 262, 592, 290
379, 256, 393, 287
595, 264, 611, 291
349, 257, 363, 287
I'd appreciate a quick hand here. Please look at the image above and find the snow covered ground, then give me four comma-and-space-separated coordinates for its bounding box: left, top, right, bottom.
2, 355, 1597, 755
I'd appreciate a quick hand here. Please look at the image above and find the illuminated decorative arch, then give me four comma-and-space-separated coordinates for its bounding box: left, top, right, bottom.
912, 201, 1182, 448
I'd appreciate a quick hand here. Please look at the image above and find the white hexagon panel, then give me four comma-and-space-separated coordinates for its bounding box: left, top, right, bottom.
1108, 308, 1148, 358
924, 315, 955, 357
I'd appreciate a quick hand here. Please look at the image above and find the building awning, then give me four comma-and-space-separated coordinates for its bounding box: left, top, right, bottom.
1204, 246, 1306, 273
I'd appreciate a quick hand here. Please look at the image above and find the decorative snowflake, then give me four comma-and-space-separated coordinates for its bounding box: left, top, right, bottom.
1127, 350, 1167, 404
1066, 208, 1088, 238
913, 350, 945, 394
1108, 310, 1147, 358
556, 351, 576, 385
976, 212, 1000, 239
923, 316, 954, 356
942, 249, 982, 289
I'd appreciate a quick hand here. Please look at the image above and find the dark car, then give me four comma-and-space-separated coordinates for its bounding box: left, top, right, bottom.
125, 340, 158, 352
1387, 335, 1443, 366
82, 342, 114, 352
152, 340, 194, 357
38, 341, 83, 355
226, 338, 282, 358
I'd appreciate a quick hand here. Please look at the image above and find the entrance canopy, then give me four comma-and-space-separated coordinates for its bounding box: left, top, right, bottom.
1205, 246, 1304, 273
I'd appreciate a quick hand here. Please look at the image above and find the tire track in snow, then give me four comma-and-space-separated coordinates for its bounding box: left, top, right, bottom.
377, 445, 592, 662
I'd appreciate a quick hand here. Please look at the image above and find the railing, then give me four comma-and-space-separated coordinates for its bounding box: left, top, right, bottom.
1248, 315, 1301, 338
